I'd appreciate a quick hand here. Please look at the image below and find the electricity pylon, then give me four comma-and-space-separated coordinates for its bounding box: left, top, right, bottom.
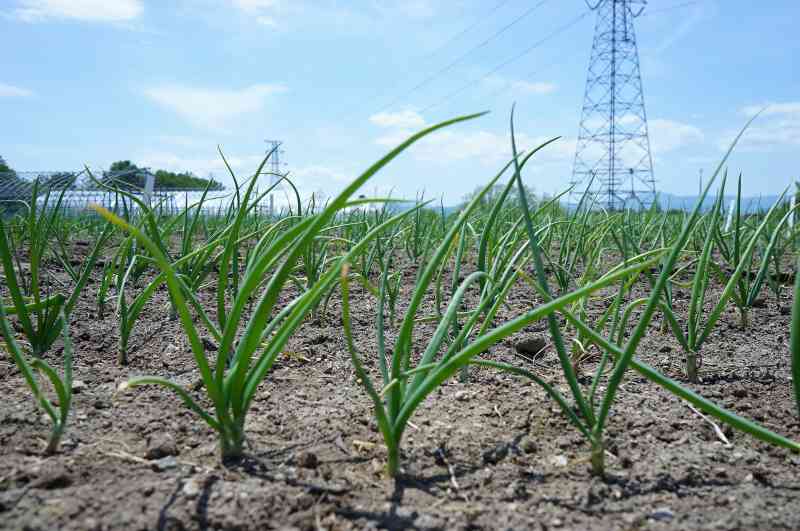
570, 0, 656, 210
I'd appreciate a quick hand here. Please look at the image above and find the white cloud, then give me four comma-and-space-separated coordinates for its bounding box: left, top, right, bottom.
509, 81, 557, 95
483, 76, 557, 96
230, 0, 279, 13
256, 15, 276, 26
741, 102, 800, 118
648, 119, 704, 154
143, 83, 287, 130
224, 0, 438, 31
371, 111, 572, 167
369, 110, 426, 129
154, 135, 204, 148
423, 130, 572, 165
12, 0, 143, 23
291, 164, 350, 184
388, 0, 435, 18
138, 151, 264, 177
579, 116, 702, 154
227, 0, 286, 25
719, 102, 800, 151
0, 82, 33, 97
376, 128, 571, 167
742, 122, 800, 148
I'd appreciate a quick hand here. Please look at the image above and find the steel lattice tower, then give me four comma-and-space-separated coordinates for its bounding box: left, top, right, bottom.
264, 140, 285, 215
570, 0, 656, 210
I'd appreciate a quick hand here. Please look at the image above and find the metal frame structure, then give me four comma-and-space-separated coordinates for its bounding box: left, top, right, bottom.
570, 0, 656, 210
0, 170, 233, 216
264, 140, 286, 216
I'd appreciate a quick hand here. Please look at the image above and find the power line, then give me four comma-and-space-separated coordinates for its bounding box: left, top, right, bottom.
421, 0, 515, 61
640, 0, 704, 16
373, 0, 550, 116
360, 0, 552, 120
423, 0, 704, 114
420, 9, 592, 114
484, 56, 562, 101
331, 0, 517, 123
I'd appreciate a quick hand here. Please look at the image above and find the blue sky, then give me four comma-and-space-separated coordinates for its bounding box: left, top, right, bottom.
1, 0, 798, 204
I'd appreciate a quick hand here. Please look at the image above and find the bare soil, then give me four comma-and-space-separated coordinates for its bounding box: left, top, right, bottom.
2, 252, 800, 530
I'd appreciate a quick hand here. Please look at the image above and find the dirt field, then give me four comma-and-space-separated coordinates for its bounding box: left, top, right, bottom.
2, 255, 800, 530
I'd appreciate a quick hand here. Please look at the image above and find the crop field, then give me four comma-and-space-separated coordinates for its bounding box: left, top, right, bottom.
2, 116, 800, 530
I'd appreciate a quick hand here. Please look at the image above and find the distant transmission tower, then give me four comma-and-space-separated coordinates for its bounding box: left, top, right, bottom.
570, 0, 656, 210
264, 140, 285, 215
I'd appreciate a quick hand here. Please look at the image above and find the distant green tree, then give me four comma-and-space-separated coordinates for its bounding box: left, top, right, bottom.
0, 156, 28, 203
104, 160, 145, 188
0, 155, 15, 175
153, 169, 223, 190
102, 161, 222, 191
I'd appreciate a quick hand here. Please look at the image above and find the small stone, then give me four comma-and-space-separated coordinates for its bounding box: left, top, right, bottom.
308, 334, 329, 345
201, 337, 218, 351
482, 443, 509, 465
182, 477, 201, 498
146, 434, 179, 460
454, 390, 470, 402
751, 298, 767, 309
71, 380, 87, 393
751, 467, 770, 485
658, 344, 672, 353
519, 435, 538, 454
514, 337, 547, 356
295, 451, 319, 469
151, 456, 178, 472
650, 507, 674, 521
548, 454, 568, 467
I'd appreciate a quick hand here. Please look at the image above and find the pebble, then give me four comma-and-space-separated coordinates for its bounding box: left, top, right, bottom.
482, 443, 509, 465
519, 435, 538, 454
201, 337, 218, 351
295, 451, 319, 469
146, 434, 179, 460
650, 507, 675, 521
514, 337, 547, 356
182, 477, 201, 498
71, 380, 87, 393
454, 390, 470, 402
151, 456, 178, 472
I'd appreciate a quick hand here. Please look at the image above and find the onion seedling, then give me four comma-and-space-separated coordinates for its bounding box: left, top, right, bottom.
485, 109, 800, 476
0, 180, 111, 356
99, 113, 486, 461
653, 182, 790, 382
0, 306, 73, 454
340, 135, 665, 476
